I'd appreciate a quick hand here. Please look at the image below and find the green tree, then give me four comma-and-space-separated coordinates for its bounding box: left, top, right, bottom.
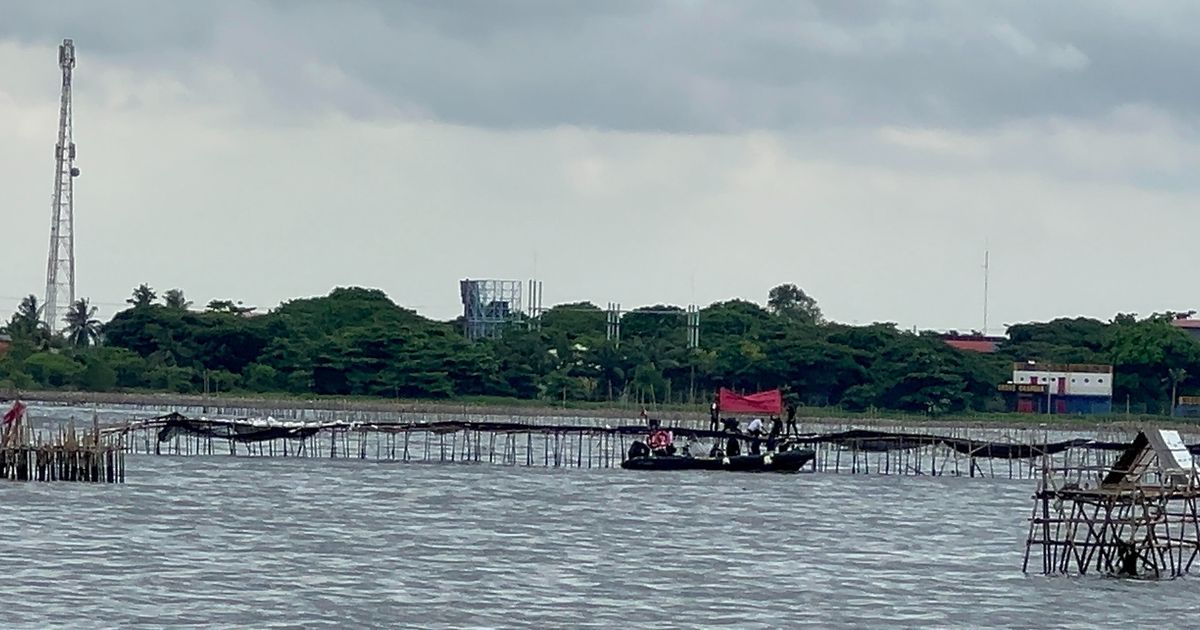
767, 283, 823, 325
204, 369, 240, 394
63, 298, 101, 346
163, 289, 192, 310
621, 305, 686, 341
7, 295, 48, 344
242, 363, 280, 392
84, 347, 147, 389
540, 302, 606, 344
146, 366, 196, 393
586, 341, 627, 401
24, 352, 84, 388
128, 284, 157, 308
631, 362, 666, 404
700, 300, 780, 345
541, 366, 591, 404
206, 299, 254, 315
78, 358, 118, 391
1105, 317, 1200, 413
85, 283, 1200, 413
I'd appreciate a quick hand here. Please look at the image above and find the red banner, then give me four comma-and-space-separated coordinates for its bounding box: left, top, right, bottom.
717, 388, 782, 415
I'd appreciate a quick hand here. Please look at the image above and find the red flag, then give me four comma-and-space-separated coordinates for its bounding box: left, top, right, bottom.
717, 388, 782, 415
3, 401, 26, 426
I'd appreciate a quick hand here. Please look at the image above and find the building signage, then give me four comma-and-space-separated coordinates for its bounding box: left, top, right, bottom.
998, 383, 1048, 393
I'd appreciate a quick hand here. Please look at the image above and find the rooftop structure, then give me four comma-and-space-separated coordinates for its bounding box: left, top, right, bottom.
460, 279, 538, 340
940, 333, 1004, 353
1171, 316, 1200, 341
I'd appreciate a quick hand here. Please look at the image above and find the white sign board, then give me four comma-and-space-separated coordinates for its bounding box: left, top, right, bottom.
1155, 429, 1195, 473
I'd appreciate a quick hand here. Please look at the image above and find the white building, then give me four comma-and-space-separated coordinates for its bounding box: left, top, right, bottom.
1006, 362, 1113, 414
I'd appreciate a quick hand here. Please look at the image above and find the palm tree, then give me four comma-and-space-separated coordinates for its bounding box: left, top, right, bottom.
127, 284, 157, 308
7, 294, 43, 339
163, 288, 192, 310
63, 298, 101, 347
1170, 368, 1188, 417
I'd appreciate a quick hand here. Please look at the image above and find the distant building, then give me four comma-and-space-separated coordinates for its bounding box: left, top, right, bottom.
998, 361, 1113, 415
0, 333, 10, 356
1171, 317, 1200, 342
1177, 395, 1200, 418
940, 333, 1004, 353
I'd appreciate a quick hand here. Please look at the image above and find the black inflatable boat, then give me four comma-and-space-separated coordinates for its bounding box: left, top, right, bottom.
621, 448, 815, 473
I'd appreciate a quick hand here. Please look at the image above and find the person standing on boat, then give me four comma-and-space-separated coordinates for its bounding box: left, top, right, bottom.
746, 417, 764, 455
766, 416, 783, 451
721, 418, 742, 456
785, 402, 798, 435
709, 400, 719, 432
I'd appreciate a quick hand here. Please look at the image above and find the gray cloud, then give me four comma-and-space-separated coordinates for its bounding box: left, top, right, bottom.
6, 2, 1200, 333
4, 0, 1199, 132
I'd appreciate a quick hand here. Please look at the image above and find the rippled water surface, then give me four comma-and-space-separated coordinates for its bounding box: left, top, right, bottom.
1, 456, 1194, 629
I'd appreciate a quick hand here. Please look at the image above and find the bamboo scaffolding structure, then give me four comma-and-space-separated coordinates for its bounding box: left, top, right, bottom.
1023, 431, 1200, 578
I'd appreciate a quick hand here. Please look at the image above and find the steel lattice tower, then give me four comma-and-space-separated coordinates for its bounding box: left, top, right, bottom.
44, 39, 78, 331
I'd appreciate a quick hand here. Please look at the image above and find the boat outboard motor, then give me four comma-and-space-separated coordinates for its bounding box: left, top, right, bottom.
628, 441, 651, 459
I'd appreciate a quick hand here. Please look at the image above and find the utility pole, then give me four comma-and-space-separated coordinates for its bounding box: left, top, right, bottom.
982, 248, 990, 335
44, 38, 79, 332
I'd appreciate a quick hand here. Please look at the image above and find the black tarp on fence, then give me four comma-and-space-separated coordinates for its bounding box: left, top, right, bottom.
133, 413, 1200, 459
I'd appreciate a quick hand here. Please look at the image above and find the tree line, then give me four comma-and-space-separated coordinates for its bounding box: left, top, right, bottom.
1, 283, 1197, 415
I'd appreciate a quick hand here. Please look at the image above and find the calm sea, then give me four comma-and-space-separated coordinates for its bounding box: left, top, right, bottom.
0, 455, 1194, 629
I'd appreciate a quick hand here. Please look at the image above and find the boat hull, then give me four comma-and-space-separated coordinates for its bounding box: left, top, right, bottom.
621, 448, 814, 473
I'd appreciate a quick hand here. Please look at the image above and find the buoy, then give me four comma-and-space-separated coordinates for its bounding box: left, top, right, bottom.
722, 457, 730, 465
763, 455, 773, 465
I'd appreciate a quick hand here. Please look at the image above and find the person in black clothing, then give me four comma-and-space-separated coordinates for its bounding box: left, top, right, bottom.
720, 417, 742, 457
766, 416, 783, 451
785, 402, 798, 435
709, 400, 720, 432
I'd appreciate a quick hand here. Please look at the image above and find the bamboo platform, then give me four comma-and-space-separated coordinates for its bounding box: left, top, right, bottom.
1023, 429, 1200, 578
1, 406, 125, 483
1, 440, 125, 482
95, 412, 1168, 481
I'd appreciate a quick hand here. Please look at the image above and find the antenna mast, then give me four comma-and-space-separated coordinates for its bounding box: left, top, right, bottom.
982, 248, 990, 335
44, 38, 79, 332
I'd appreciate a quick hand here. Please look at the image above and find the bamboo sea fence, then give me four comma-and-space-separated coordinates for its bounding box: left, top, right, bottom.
86, 408, 1200, 482
1, 403, 124, 483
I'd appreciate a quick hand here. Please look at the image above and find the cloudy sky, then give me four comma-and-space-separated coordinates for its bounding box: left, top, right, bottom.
1, 0, 1197, 333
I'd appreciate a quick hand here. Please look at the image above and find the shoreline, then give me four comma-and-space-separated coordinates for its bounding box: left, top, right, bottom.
11, 389, 1188, 432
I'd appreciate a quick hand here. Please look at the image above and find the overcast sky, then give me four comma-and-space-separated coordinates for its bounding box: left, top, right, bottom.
2, 0, 1198, 333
